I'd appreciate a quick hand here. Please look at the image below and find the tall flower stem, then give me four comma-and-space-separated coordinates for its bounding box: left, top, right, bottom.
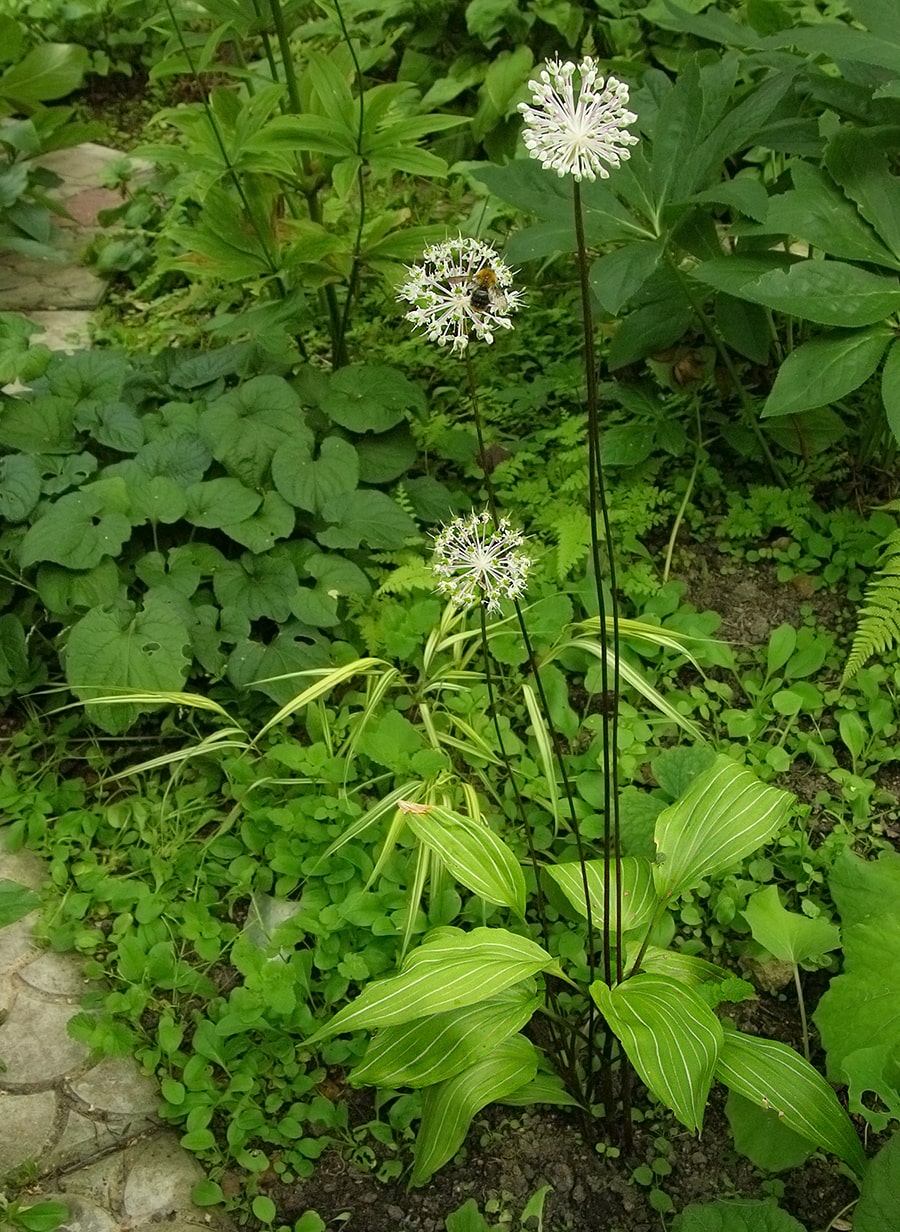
572, 181, 623, 989
464, 352, 603, 1109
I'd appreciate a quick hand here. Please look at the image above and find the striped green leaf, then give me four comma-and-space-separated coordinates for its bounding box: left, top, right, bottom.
630, 946, 728, 986
499, 1069, 582, 1109
405, 803, 526, 916
351, 982, 540, 1089
654, 755, 793, 901
545, 857, 657, 933
411, 1035, 539, 1186
592, 973, 723, 1132
715, 1023, 866, 1177
307, 927, 557, 1042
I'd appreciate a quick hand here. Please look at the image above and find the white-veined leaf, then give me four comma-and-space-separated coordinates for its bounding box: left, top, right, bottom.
715, 1023, 866, 1176
545, 857, 657, 933
307, 927, 557, 1042
411, 1035, 539, 1186
406, 803, 526, 915
592, 973, 723, 1132
653, 755, 793, 901
351, 982, 539, 1088
629, 945, 727, 985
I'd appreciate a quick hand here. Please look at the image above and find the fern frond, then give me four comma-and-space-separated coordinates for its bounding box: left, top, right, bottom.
843, 527, 900, 684
376, 562, 435, 596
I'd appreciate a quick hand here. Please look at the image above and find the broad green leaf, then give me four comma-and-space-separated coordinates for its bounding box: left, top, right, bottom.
0, 453, 40, 521
545, 858, 657, 933
199, 376, 303, 486
672, 1198, 806, 1232
322, 365, 424, 433
743, 886, 840, 965
249, 113, 358, 158
0, 394, 77, 453
221, 491, 294, 553
590, 239, 665, 315
591, 973, 723, 1132
498, 1068, 581, 1108
841, 1044, 900, 1132
763, 162, 900, 270
630, 946, 727, 986
825, 127, 900, 263
762, 328, 891, 418
716, 259, 900, 327
36, 559, 121, 617
411, 1035, 538, 1186
8, 1201, 71, 1232
882, 340, 900, 448
128, 475, 188, 525
134, 431, 211, 486
308, 927, 557, 1041
828, 847, 900, 928
725, 1089, 814, 1172
0, 614, 30, 692
715, 1023, 866, 1176
607, 294, 695, 370
272, 436, 358, 513
213, 553, 298, 622
714, 294, 770, 365
814, 914, 900, 1082
0, 878, 40, 927
65, 595, 191, 734
853, 1128, 900, 1232
20, 491, 132, 570
0, 43, 89, 104
184, 478, 261, 528
653, 755, 793, 902
351, 983, 539, 1088
355, 426, 417, 484
318, 490, 417, 550
405, 803, 526, 915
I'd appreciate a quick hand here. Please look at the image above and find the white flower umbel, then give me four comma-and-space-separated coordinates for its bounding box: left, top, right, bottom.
518, 57, 638, 182
433, 510, 531, 614
398, 236, 523, 353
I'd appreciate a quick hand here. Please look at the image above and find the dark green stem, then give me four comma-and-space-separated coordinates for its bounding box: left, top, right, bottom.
573, 181, 623, 988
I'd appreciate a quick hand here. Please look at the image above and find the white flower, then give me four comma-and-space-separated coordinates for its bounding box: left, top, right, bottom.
398, 236, 523, 353
518, 57, 638, 182
432, 510, 531, 613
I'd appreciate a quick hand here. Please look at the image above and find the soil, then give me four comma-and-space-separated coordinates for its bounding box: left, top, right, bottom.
265, 1084, 858, 1232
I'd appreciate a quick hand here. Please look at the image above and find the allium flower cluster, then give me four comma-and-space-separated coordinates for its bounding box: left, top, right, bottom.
398, 236, 522, 354
518, 57, 638, 183
432, 510, 531, 614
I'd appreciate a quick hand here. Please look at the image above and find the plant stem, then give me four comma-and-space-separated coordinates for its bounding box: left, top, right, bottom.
573, 181, 623, 989
266, 0, 346, 364
332, 0, 366, 363
793, 962, 811, 1063
663, 400, 702, 583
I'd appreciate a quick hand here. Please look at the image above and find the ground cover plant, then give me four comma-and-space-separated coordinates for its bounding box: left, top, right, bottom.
3, 2, 900, 1231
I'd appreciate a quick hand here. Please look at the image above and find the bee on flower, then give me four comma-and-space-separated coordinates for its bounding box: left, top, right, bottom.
398, 236, 523, 353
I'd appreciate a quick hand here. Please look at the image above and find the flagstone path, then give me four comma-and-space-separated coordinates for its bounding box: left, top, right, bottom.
0, 146, 235, 1232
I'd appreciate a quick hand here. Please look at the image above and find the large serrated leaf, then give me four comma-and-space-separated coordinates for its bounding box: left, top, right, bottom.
653, 755, 793, 902
545, 857, 657, 933
352, 983, 539, 1088
762, 328, 891, 418
715, 1023, 866, 1176
592, 973, 723, 1132
411, 1035, 539, 1186
308, 927, 556, 1042
405, 803, 525, 916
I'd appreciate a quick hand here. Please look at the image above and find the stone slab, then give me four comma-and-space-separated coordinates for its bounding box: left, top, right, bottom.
0, 989, 89, 1086
17, 950, 94, 998
69, 1057, 158, 1118
38, 1193, 119, 1232
0, 1088, 58, 1175
26, 310, 93, 352
122, 1132, 206, 1220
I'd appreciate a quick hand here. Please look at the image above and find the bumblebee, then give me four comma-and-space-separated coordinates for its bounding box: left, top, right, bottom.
469, 265, 499, 310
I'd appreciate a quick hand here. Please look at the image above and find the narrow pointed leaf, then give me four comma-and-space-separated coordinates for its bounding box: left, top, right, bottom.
411, 1035, 538, 1185
630, 946, 727, 986
351, 982, 540, 1088
307, 927, 556, 1042
546, 858, 657, 933
405, 803, 525, 915
653, 755, 793, 901
715, 1023, 866, 1176
591, 974, 723, 1132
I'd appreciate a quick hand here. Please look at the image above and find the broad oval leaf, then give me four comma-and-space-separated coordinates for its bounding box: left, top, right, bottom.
763, 328, 891, 419
406, 803, 526, 916
351, 982, 539, 1089
743, 885, 841, 965
591, 973, 723, 1132
308, 927, 557, 1042
715, 1023, 866, 1176
739, 259, 900, 327
545, 857, 657, 933
653, 755, 793, 902
411, 1035, 538, 1186
630, 946, 727, 986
